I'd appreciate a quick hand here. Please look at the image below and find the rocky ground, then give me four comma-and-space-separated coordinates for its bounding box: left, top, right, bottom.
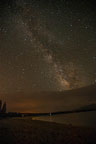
0, 117, 96, 144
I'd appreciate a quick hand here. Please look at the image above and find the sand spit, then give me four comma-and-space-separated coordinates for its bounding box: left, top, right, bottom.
0, 118, 96, 144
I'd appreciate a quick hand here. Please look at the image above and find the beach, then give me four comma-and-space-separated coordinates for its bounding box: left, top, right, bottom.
0, 118, 96, 144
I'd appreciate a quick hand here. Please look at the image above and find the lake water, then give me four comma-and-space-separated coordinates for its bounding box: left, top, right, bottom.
32, 111, 96, 128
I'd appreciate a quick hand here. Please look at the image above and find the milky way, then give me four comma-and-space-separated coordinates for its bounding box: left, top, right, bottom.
0, 0, 96, 93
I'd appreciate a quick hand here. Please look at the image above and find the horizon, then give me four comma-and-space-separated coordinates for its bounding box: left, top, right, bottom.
0, 83, 96, 113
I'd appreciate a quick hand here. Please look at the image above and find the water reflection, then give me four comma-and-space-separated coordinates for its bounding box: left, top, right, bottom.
32, 111, 96, 128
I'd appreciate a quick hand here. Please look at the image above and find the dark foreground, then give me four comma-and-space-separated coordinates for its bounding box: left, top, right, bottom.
0, 118, 96, 144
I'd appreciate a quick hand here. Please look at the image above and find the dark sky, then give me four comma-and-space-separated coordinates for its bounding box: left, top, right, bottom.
0, 0, 96, 112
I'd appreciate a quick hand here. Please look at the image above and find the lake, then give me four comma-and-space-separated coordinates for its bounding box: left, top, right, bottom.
32, 111, 96, 128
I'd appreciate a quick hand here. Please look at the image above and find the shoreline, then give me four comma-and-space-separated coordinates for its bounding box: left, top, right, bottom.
0, 117, 96, 144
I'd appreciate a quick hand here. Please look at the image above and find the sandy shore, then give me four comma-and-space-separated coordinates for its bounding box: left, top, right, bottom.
0, 118, 96, 144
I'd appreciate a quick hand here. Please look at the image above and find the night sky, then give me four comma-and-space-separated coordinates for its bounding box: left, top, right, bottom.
0, 0, 96, 112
